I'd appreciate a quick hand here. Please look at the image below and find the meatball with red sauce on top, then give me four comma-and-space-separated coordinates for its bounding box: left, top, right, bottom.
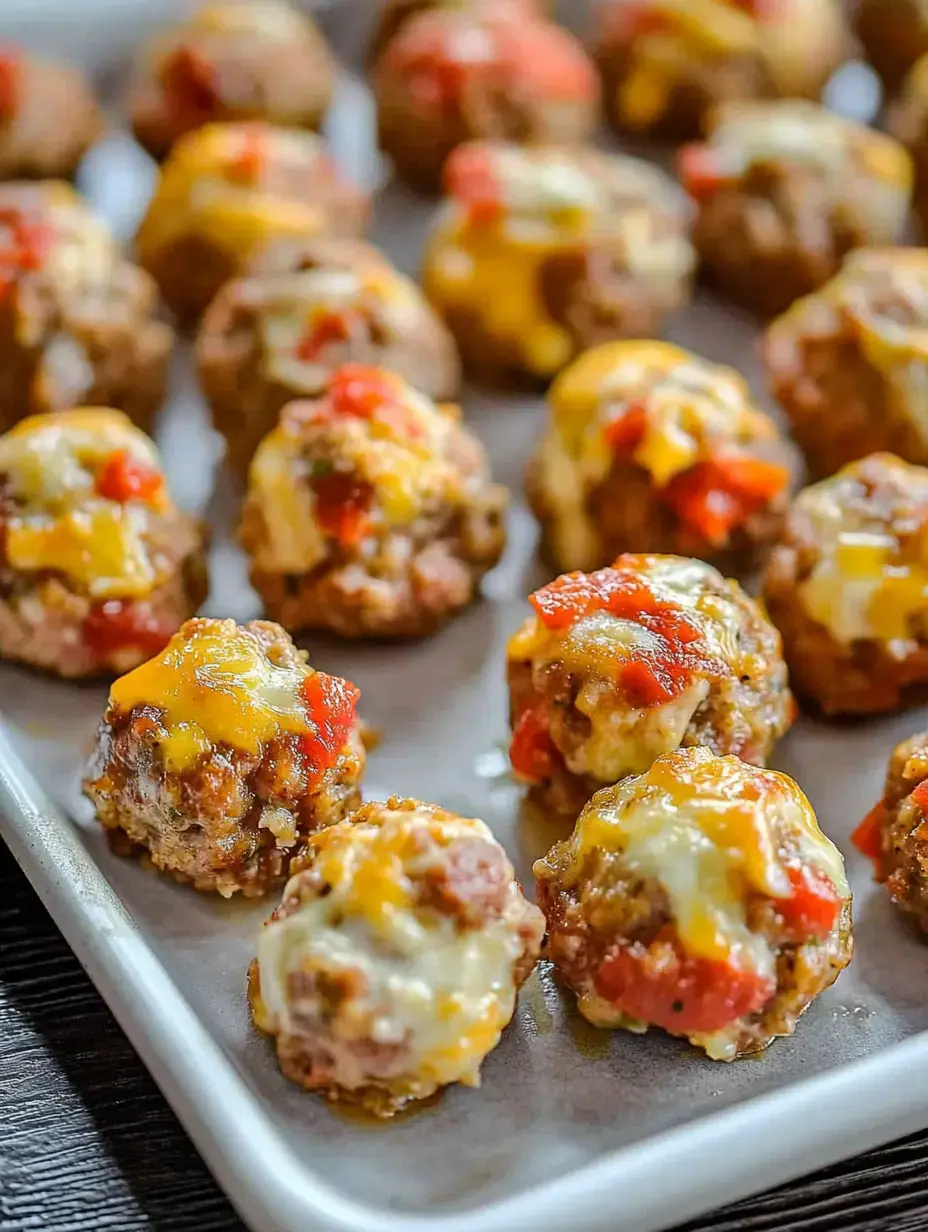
83, 617, 365, 897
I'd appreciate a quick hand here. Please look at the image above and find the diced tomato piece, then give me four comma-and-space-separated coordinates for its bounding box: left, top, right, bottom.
664, 455, 788, 547
95, 450, 164, 504
618, 659, 674, 706
83, 601, 175, 661
296, 311, 353, 362
300, 671, 360, 781
595, 935, 774, 1035
0, 209, 53, 300
604, 403, 648, 455
509, 703, 558, 784
229, 126, 266, 182
312, 470, 373, 547
713, 454, 790, 501
911, 781, 928, 814
776, 865, 841, 943
677, 143, 728, 201
162, 43, 218, 125
443, 145, 503, 227
327, 364, 398, 420
852, 801, 887, 865
0, 52, 20, 121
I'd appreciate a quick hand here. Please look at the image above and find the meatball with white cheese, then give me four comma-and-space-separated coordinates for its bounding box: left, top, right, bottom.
249, 796, 544, 1115
83, 617, 365, 897
507, 553, 793, 818
536, 746, 853, 1060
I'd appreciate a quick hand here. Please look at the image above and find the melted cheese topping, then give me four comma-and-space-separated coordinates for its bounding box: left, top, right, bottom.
0, 409, 167, 598
509, 555, 761, 782
794, 456, 928, 646
109, 618, 315, 757
136, 124, 327, 262
547, 745, 848, 978
193, 1, 315, 39
257, 803, 529, 1092
534, 340, 776, 570
423, 144, 693, 380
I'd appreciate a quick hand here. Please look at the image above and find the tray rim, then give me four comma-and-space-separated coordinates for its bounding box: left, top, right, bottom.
4, 716, 928, 1232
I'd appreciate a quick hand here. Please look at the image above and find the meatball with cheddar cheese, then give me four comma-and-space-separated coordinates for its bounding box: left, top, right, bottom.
130, 1, 334, 162
681, 101, 913, 316
0, 182, 174, 433
83, 617, 364, 897
854, 733, 928, 932
536, 746, 852, 1060
373, 5, 599, 193
197, 236, 461, 475
507, 553, 793, 818
763, 453, 928, 716
241, 364, 506, 638
528, 340, 790, 576
136, 123, 369, 327
765, 249, 928, 479
249, 796, 544, 1115
423, 141, 694, 388
0, 47, 102, 181
596, 0, 848, 143
0, 410, 207, 679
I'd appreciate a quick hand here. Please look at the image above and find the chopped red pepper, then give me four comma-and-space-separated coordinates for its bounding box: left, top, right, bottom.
229, 125, 266, 182
83, 601, 175, 661
677, 143, 728, 202
509, 703, 558, 784
664, 455, 789, 547
322, 364, 424, 441
0, 208, 53, 300
911, 781, 928, 815
852, 801, 887, 865
595, 933, 774, 1036
161, 43, 218, 127
775, 865, 841, 943
295, 311, 354, 362
0, 51, 21, 122
300, 671, 360, 781
95, 450, 164, 504
603, 403, 648, 455
312, 470, 373, 547
443, 144, 503, 227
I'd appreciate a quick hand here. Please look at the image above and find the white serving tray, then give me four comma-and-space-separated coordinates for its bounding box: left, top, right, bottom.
3, 3, 928, 1231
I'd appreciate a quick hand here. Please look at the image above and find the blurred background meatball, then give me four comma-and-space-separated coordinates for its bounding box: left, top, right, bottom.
855, 0, 928, 97
0, 46, 102, 180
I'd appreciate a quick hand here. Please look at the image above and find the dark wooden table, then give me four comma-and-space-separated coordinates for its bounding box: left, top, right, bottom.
3, 840, 928, 1232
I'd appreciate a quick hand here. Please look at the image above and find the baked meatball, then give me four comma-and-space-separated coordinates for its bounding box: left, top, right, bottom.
856, 0, 928, 96
423, 141, 694, 388
130, 1, 334, 162
369, 0, 547, 65
240, 364, 506, 638
83, 617, 364, 898
536, 746, 852, 1059
0, 182, 173, 433
854, 733, 928, 931
765, 249, 928, 479
0, 409, 207, 679
0, 47, 101, 180
197, 236, 461, 475
596, 0, 848, 143
249, 796, 544, 1115
763, 452, 928, 716
680, 101, 913, 316
136, 123, 369, 327
528, 340, 790, 576
889, 55, 928, 239
373, 6, 599, 193
507, 553, 793, 818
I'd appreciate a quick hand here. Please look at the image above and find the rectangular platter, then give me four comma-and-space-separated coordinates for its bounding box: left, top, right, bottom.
4, 3, 928, 1231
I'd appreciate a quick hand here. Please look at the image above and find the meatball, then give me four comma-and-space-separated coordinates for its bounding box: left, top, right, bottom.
854, 733, 928, 931
197, 236, 461, 475
507, 553, 793, 818
528, 340, 790, 576
762, 452, 928, 716
596, 0, 848, 143
0, 182, 174, 433
856, 0, 928, 96
0, 46, 101, 180
764, 249, 928, 479
136, 123, 369, 327
373, 6, 599, 193
680, 101, 913, 316
0, 409, 207, 679
423, 141, 694, 388
130, 1, 334, 162
369, 0, 547, 65
240, 363, 506, 638
249, 796, 544, 1115
535, 746, 852, 1060
83, 617, 365, 898
889, 55, 928, 239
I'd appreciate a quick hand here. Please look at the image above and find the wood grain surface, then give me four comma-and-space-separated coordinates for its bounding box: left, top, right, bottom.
3, 843, 928, 1232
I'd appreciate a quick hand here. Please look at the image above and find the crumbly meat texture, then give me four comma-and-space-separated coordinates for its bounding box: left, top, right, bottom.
197, 236, 461, 474
762, 453, 928, 716
130, 4, 335, 161
0, 54, 102, 180
248, 796, 544, 1115
865, 733, 928, 929
82, 619, 365, 897
764, 250, 928, 478
855, 0, 928, 94
374, 9, 599, 193
0, 183, 174, 434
